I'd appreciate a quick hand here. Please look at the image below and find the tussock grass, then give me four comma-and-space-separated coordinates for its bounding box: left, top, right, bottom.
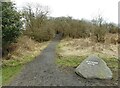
56, 37, 118, 70
56, 55, 118, 70
56, 38, 119, 84
56, 55, 118, 85
57, 37, 118, 58
2, 36, 49, 85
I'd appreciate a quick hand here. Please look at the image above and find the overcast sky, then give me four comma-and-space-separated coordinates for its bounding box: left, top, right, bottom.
11, 0, 119, 24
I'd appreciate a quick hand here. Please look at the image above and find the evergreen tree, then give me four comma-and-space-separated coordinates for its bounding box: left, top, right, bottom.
2, 2, 22, 55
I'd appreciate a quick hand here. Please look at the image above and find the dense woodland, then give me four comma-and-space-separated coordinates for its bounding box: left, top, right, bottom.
2, 2, 119, 57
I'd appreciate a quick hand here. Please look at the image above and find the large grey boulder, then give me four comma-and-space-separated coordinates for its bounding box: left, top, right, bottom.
75, 55, 113, 79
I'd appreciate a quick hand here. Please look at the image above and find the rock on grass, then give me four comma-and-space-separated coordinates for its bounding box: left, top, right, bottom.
75, 55, 113, 79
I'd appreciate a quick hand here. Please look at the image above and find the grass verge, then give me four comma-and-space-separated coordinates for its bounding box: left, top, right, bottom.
2, 55, 37, 86
56, 55, 119, 72
2, 36, 50, 85
2, 65, 23, 85
56, 55, 86, 68
56, 55, 119, 84
56, 38, 119, 85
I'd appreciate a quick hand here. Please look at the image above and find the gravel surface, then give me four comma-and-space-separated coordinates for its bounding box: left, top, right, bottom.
9, 34, 84, 86
9, 34, 118, 86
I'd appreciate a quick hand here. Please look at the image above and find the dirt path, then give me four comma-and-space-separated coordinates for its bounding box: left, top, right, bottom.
9, 34, 84, 86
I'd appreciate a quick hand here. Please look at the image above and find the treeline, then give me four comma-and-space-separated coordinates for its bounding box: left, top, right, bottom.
22, 4, 118, 43
22, 4, 55, 42
2, 2, 118, 56
24, 15, 118, 43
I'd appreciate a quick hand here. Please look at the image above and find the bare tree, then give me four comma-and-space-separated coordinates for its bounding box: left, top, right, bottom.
22, 3, 54, 42
91, 14, 107, 42
92, 14, 104, 27
22, 3, 49, 30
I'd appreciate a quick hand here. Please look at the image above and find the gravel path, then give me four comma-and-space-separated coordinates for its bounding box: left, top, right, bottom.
8, 34, 119, 87
9, 34, 84, 86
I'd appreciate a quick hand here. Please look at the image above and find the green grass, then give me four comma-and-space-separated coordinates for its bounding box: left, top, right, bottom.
56, 55, 118, 69
3, 55, 35, 67
2, 36, 49, 86
56, 55, 86, 67
102, 57, 119, 70
56, 55, 119, 81
0, 68, 2, 87
2, 55, 36, 85
2, 65, 23, 85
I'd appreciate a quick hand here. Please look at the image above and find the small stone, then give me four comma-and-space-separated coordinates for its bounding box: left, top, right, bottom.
75, 55, 113, 79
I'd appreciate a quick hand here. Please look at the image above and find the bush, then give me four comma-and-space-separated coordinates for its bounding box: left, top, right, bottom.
2, 2, 22, 56
108, 23, 118, 34
53, 17, 91, 39
93, 26, 107, 42
23, 4, 55, 42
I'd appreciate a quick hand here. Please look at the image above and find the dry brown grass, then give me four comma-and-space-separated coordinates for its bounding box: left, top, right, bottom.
105, 33, 118, 45
2, 36, 49, 66
56, 34, 119, 85
58, 34, 118, 59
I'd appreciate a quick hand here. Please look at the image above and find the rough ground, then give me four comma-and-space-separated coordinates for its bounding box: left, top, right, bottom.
8, 34, 118, 86
9, 34, 84, 86
58, 37, 118, 58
